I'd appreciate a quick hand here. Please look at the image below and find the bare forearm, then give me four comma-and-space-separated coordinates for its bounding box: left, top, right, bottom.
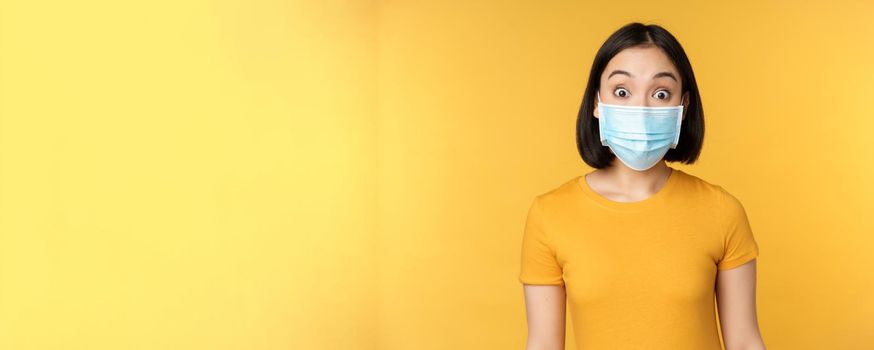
726, 340, 766, 350
525, 339, 564, 350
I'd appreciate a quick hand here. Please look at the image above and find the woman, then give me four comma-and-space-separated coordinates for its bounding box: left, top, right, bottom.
519, 23, 765, 350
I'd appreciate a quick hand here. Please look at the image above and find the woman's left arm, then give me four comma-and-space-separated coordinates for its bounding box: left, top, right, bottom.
716, 259, 766, 350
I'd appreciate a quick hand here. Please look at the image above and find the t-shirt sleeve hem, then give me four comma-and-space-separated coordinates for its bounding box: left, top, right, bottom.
717, 249, 759, 270
519, 276, 565, 286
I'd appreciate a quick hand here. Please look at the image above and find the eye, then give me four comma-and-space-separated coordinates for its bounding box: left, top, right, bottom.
613, 87, 629, 98
653, 89, 671, 100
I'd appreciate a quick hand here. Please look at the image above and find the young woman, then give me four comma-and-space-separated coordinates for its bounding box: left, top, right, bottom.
519, 23, 765, 350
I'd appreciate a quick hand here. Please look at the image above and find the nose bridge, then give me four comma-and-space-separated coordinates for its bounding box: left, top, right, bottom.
633, 94, 650, 107
628, 81, 650, 107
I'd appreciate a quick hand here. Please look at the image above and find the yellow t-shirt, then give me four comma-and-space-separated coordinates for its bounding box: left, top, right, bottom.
518, 167, 759, 349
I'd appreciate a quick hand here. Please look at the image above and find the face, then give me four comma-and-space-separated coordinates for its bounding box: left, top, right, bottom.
593, 45, 689, 119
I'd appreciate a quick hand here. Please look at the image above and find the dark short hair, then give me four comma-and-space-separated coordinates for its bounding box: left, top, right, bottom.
576, 22, 704, 169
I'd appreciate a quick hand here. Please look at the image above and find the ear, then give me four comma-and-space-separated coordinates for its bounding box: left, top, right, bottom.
681, 91, 690, 120
593, 93, 600, 119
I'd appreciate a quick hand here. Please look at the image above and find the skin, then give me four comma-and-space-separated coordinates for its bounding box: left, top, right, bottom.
523, 45, 765, 350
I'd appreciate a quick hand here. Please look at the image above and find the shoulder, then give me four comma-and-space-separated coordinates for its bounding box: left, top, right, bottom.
528, 176, 583, 216
672, 169, 733, 203
533, 176, 581, 203
675, 169, 747, 217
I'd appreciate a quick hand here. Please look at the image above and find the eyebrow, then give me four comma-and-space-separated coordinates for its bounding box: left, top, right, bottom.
608, 70, 678, 82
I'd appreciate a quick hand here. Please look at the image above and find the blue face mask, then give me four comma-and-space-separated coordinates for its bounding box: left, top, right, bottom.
596, 91, 684, 171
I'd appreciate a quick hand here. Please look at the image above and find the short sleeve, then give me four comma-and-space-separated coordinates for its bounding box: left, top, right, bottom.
717, 190, 760, 270
518, 197, 565, 286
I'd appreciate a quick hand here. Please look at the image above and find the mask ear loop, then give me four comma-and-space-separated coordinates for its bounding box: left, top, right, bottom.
672, 94, 684, 149
595, 91, 608, 146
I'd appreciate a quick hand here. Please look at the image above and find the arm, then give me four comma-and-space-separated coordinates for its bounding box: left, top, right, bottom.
716, 259, 766, 350
522, 284, 566, 350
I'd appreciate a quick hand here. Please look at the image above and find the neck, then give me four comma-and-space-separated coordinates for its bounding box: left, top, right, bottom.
601, 159, 672, 192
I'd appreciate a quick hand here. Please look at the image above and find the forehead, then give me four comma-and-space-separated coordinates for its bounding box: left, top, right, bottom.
601, 45, 679, 81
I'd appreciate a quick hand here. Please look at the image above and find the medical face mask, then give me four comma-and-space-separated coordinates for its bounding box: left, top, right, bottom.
596, 91, 684, 171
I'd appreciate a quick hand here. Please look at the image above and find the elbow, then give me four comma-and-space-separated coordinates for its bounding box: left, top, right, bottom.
724, 329, 766, 350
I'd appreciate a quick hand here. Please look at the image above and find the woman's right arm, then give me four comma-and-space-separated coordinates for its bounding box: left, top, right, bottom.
523, 284, 566, 350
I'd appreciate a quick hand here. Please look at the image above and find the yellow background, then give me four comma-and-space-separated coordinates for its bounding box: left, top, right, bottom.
1, 1, 872, 349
